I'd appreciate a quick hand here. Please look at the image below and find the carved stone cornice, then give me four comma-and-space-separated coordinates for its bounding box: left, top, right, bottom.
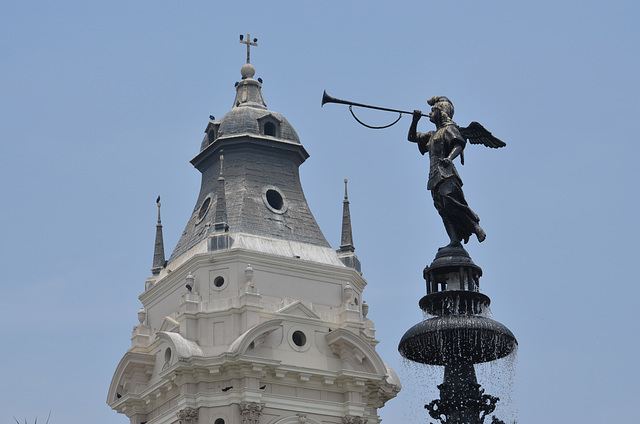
177, 407, 199, 423
239, 402, 265, 424
342, 415, 367, 424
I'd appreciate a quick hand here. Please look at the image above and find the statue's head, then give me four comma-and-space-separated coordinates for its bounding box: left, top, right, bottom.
427, 96, 454, 122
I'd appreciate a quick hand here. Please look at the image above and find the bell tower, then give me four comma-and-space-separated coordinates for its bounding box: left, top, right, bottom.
107, 54, 400, 424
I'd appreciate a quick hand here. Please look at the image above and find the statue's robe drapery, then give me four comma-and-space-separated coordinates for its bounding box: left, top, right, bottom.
416, 123, 480, 244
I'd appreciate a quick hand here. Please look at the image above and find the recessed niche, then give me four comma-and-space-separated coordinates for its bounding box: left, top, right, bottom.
215, 419, 225, 424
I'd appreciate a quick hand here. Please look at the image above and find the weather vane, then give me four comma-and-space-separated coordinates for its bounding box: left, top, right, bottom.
239, 34, 258, 64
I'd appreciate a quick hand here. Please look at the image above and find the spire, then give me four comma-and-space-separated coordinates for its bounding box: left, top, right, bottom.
339, 179, 354, 252
232, 64, 267, 109
209, 154, 231, 251
337, 179, 361, 272
151, 196, 166, 275
213, 154, 229, 232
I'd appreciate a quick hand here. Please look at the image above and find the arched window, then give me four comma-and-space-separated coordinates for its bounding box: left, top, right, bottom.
264, 121, 276, 136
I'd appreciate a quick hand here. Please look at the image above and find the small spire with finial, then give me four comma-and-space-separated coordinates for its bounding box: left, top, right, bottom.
337, 179, 361, 272
213, 154, 229, 232
234, 34, 267, 108
340, 179, 354, 251
151, 195, 166, 275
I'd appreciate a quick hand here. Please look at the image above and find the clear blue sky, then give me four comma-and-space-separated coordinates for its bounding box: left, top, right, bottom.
1, 1, 639, 423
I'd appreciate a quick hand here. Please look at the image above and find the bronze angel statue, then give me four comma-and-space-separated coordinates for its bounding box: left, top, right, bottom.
408, 96, 505, 248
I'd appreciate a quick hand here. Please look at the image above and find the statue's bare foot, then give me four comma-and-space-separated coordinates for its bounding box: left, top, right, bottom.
476, 226, 486, 243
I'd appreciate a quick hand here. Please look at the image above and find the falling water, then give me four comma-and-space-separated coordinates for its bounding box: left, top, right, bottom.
400, 350, 518, 424
476, 348, 518, 423
400, 358, 444, 423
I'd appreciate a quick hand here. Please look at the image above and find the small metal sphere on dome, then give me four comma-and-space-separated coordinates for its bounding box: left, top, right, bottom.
241, 63, 255, 79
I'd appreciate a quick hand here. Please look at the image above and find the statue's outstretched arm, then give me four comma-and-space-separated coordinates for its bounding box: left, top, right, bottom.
408, 110, 422, 143
409, 110, 433, 155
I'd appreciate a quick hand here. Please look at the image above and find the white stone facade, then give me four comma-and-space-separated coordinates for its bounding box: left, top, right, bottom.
108, 247, 400, 424
108, 61, 399, 424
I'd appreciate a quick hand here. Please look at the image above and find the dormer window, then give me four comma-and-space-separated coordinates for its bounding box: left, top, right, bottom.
264, 121, 276, 136
201, 121, 220, 151
258, 115, 280, 138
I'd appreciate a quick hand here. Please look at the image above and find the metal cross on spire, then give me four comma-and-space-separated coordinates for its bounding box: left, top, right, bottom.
239, 34, 258, 64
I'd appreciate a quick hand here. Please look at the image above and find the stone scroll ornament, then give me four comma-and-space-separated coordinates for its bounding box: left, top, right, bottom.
239, 402, 265, 424
407, 96, 506, 249
177, 407, 199, 424
342, 416, 367, 424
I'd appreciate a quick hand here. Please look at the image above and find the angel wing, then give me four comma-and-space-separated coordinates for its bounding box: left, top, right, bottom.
459, 121, 506, 148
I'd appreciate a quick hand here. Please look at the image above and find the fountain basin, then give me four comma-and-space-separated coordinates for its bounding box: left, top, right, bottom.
419, 290, 491, 316
398, 315, 517, 365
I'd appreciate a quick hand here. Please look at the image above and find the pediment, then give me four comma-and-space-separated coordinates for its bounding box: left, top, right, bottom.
325, 328, 388, 375
257, 112, 283, 125
159, 315, 180, 333
277, 300, 320, 319
156, 332, 204, 358
107, 352, 155, 406
229, 319, 283, 355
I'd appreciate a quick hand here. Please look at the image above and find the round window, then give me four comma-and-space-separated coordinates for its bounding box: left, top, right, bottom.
292, 331, 306, 347
266, 189, 283, 210
288, 327, 311, 352
210, 273, 228, 292
214, 276, 225, 288
196, 196, 212, 224
262, 187, 287, 214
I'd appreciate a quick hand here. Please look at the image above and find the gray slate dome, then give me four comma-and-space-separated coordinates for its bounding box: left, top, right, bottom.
216, 106, 300, 145
169, 63, 335, 267
200, 70, 299, 152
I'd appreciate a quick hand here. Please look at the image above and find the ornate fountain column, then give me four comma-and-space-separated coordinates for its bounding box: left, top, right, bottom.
398, 247, 517, 424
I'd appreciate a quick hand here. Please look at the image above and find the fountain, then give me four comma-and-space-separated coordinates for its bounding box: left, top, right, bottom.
398, 246, 517, 424
398, 96, 517, 424
322, 91, 517, 423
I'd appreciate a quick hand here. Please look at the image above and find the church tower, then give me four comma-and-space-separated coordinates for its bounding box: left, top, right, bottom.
108, 47, 400, 424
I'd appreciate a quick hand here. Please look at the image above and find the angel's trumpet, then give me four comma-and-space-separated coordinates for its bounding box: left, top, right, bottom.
322, 90, 431, 118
